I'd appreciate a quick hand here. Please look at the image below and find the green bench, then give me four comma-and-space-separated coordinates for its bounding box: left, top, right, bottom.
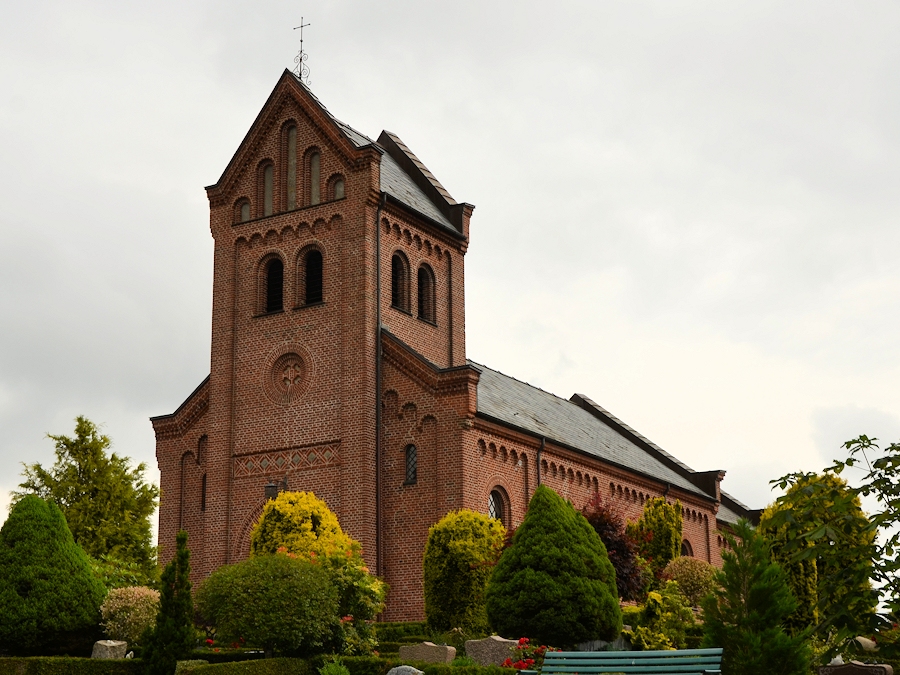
539, 648, 723, 675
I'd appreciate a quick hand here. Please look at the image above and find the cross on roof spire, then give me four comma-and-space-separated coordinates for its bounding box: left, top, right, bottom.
292, 17, 311, 86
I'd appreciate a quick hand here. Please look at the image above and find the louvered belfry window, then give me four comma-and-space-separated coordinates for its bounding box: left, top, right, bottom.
405, 444, 417, 485
305, 250, 323, 304
265, 258, 284, 313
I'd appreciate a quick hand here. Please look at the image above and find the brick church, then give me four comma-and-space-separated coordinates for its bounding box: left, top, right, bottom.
152, 70, 756, 620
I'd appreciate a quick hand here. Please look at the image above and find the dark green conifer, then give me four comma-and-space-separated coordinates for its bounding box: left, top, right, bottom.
702, 520, 810, 675
0, 495, 106, 655
485, 485, 621, 646
144, 531, 194, 675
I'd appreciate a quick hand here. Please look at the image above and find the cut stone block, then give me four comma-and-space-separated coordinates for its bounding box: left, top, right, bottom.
464, 635, 517, 666
92, 640, 127, 659
399, 641, 456, 664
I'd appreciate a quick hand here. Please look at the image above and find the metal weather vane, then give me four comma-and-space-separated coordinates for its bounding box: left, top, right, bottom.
293, 17, 311, 86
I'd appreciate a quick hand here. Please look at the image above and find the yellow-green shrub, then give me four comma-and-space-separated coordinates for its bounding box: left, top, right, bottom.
626, 498, 682, 579
251, 492, 354, 559
623, 581, 695, 650
423, 510, 506, 633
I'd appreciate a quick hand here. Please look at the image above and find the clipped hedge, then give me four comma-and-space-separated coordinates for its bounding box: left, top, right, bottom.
178, 656, 514, 675
190, 651, 265, 665
0, 658, 143, 675
372, 623, 427, 642
178, 659, 311, 675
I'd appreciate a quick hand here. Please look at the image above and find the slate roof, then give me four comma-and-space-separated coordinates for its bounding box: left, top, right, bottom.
291, 76, 458, 233
471, 360, 714, 501
379, 152, 455, 230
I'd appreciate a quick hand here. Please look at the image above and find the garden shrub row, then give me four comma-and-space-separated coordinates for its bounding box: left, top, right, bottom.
179, 656, 514, 675
0, 658, 143, 675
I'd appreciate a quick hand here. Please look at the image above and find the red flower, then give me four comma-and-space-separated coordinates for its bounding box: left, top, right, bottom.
205, 639, 214, 646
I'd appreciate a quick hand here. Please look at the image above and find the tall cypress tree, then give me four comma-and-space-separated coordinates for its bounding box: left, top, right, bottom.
485, 485, 621, 647
144, 531, 194, 675
702, 520, 810, 675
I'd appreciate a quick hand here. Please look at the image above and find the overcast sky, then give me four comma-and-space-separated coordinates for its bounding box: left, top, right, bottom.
2, 1, 899, 528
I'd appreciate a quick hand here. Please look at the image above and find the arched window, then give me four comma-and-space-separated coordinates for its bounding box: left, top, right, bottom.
304, 249, 323, 304
391, 252, 410, 312
417, 264, 435, 323
261, 163, 275, 217
681, 539, 694, 557
404, 444, 417, 485
235, 199, 250, 223
285, 125, 297, 210
333, 177, 345, 200
197, 435, 207, 464
200, 474, 207, 512
488, 489, 506, 524
265, 258, 284, 313
309, 152, 321, 205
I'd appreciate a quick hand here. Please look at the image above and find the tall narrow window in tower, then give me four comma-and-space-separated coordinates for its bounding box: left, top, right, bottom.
309, 152, 320, 205
286, 125, 297, 210
405, 444, 418, 485
304, 249, 323, 304
333, 177, 345, 200
263, 163, 274, 216
200, 474, 207, 511
235, 199, 251, 223
265, 258, 284, 312
489, 489, 505, 524
417, 264, 435, 323
391, 252, 409, 312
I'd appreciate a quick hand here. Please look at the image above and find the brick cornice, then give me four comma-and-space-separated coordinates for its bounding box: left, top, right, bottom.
151, 376, 209, 441
381, 330, 479, 404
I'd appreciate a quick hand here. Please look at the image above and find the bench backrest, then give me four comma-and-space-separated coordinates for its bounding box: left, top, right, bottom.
541, 648, 723, 675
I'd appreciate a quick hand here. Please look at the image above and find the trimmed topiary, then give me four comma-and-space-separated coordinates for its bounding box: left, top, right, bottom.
424, 509, 506, 633
197, 552, 339, 656
143, 530, 195, 675
0, 494, 106, 655
100, 586, 160, 645
626, 497, 683, 579
485, 485, 621, 646
662, 557, 716, 606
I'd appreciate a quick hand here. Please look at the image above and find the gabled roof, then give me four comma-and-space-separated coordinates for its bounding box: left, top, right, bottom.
208, 71, 467, 239
472, 361, 756, 523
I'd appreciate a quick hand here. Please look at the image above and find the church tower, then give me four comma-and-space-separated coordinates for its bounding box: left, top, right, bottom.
152, 71, 474, 593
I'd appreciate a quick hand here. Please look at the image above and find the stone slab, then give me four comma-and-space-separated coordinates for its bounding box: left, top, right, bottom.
465, 636, 517, 666
399, 642, 456, 664
92, 640, 128, 659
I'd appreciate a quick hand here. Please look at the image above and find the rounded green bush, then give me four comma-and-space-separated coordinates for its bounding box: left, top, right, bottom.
485, 485, 622, 646
0, 495, 106, 655
663, 557, 716, 606
196, 553, 338, 656
100, 586, 160, 645
424, 509, 506, 633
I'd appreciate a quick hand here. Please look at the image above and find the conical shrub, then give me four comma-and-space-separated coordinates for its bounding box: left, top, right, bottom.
0, 495, 106, 655
486, 485, 621, 646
